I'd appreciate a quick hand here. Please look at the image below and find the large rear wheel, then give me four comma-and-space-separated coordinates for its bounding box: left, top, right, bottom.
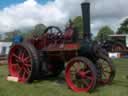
8, 43, 39, 83
65, 57, 97, 92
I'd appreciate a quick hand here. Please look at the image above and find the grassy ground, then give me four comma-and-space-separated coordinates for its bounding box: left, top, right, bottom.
0, 59, 128, 96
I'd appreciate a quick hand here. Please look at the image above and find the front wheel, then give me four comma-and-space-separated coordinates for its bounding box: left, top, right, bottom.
96, 54, 116, 84
65, 57, 97, 92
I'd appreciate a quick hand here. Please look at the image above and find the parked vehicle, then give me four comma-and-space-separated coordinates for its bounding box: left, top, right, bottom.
8, 2, 115, 92
102, 34, 128, 52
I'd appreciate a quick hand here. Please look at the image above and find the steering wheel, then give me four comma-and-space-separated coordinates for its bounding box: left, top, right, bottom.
43, 26, 63, 40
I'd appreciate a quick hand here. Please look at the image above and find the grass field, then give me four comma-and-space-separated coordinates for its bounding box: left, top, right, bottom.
0, 59, 128, 96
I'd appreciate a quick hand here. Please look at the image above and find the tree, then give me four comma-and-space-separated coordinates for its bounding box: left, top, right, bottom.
0, 34, 2, 40
20, 24, 46, 39
5, 30, 21, 41
117, 18, 128, 34
72, 16, 83, 39
32, 24, 46, 36
19, 31, 32, 39
95, 26, 114, 42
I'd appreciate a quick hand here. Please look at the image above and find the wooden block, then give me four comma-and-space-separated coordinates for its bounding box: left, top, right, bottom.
6, 76, 18, 82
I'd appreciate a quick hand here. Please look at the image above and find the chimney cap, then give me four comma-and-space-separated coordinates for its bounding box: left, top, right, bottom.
84, 0, 90, 3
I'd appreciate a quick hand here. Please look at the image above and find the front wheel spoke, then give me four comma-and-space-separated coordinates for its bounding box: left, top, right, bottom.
75, 80, 81, 87
85, 70, 91, 74
86, 75, 93, 81
100, 64, 104, 69
79, 80, 84, 88
71, 75, 76, 80
72, 65, 77, 71
104, 70, 111, 73
103, 71, 108, 78
101, 63, 109, 69
70, 70, 76, 75
100, 61, 109, 69
102, 66, 109, 69
101, 65, 107, 72
81, 79, 89, 86
72, 79, 78, 85
76, 63, 81, 72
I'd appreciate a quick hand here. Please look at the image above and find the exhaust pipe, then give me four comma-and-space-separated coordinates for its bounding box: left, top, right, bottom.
81, 2, 91, 40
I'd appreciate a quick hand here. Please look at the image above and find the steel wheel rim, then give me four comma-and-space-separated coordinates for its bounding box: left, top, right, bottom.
97, 59, 113, 84
66, 60, 95, 92
8, 45, 32, 83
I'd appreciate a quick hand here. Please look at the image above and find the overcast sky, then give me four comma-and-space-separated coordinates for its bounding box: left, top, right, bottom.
0, 0, 128, 36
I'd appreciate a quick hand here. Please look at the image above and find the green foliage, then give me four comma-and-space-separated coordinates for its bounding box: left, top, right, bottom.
32, 24, 46, 36
3, 24, 46, 41
19, 31, 33, 39
95, 26, 114, 42
117, 18, 128, 34
72, 16, 83, 39
72, 16, 83, 32
5, 30, 21, 42
0, 34, 2, 40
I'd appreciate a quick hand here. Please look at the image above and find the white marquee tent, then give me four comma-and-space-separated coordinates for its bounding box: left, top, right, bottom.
0, 42, 12, 55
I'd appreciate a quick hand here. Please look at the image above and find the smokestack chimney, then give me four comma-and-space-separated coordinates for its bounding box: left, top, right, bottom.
81, 2, 91, 40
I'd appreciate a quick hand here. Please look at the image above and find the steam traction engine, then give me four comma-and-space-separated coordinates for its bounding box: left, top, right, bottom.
8, 2, 115, 92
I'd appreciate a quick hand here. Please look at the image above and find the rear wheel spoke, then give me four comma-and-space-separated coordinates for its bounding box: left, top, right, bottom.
17, 67, 23, 74
11, 64, 19, 69
21, 72, 26, 80
12, 54, 19, 60
18, 50, 23, 58
23, 57, 30, 63
21, 50, 26, 59
24, 63, 31, 67
23, 67, 28, 74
